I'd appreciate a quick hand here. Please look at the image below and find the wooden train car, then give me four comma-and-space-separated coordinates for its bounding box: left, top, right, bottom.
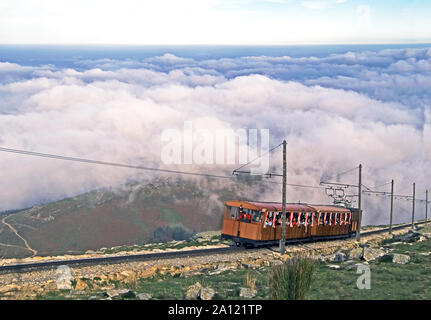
221, 200, 360, 247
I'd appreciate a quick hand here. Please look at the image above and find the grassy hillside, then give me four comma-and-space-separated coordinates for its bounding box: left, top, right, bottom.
0, 176, 266, 258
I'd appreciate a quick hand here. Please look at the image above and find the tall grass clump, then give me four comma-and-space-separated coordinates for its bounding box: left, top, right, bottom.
245, 272, 257, 291
269, 257, 315, 300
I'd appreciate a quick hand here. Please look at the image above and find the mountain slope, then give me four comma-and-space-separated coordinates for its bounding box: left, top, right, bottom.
0, 176, 268, 258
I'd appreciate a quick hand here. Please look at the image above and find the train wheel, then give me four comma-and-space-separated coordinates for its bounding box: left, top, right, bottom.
235, 242, 242, 247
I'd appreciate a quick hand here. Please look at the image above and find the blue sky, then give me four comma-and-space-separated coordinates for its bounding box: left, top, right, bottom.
0, 0, 429, 44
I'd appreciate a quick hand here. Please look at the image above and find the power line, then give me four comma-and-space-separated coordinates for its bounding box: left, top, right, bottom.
0, 147, 234, 180
320, 166, 359, 184
363, 190, 428, 203
373, 181, 392, 189
260, 180, 325, 189
0, 146, 327, 191
233, 142, 283, 174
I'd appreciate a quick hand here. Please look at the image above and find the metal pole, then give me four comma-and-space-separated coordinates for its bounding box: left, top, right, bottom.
280, 140, 287, 254
389, 179, 394, 235
411, 182, 415, 229
426, 190, 428, 224
356, 164, 362, 241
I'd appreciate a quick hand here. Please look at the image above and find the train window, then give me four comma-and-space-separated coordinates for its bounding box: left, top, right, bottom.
230, 206, 238, 219
275, 212, 282, 225
264, 212, 274, 227
252, 210, 262, 222
320, 213, 325, 225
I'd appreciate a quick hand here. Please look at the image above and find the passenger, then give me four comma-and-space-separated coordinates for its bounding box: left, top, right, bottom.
238, 205, 245, 221
245, 212, 252, 223
265, 213, 273, 227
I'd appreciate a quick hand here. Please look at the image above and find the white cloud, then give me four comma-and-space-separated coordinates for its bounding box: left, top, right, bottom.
0, 46, 430, 225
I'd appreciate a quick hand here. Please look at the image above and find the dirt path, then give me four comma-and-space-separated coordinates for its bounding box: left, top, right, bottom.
1, 215, 37, 257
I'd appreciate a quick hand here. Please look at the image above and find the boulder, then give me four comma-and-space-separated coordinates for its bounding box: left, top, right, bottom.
391, 253, 410, 264
185, 282, 216, 300
137, 293, 153, 300
239, 287, 257, 299
185, 282, 203, 300
362, 247, 385, 262
348, 248, 363, 260
200, 287, 216, 300
333, 251, 347, 262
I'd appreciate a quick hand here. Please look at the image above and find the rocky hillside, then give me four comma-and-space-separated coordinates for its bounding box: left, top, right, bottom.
0, 176, 267, 259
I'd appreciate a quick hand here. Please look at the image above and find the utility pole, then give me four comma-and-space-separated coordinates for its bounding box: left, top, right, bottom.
280, 140, 287, 254
426, 190, 428, 224
389, 179, 394, 235
356, 164, 362, 241
411, 182, 416, 229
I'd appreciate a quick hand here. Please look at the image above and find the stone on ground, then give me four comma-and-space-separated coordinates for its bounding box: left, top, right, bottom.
239, 287, 257, 298
362, 247, 385, 261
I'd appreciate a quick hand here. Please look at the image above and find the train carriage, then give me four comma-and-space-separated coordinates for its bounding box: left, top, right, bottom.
221, 200, 360, 247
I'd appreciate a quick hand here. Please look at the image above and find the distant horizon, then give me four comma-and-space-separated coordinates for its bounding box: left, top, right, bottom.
1, 42, 431, 46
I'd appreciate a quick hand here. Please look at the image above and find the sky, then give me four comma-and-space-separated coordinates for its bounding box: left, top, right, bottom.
0, 0, 430, 44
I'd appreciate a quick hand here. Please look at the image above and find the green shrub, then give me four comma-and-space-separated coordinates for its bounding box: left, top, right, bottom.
268, 257, 315, 300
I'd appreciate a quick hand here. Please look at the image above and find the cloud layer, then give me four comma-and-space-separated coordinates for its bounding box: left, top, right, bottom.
0, 46, 430, 225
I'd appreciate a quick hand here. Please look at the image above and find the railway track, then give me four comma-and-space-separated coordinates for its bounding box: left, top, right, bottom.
0, 220, 428, 274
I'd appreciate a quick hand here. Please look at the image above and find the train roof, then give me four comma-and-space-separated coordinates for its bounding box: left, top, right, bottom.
224, 200, 351, 213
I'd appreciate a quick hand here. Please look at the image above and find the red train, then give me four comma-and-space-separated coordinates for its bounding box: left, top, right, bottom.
221, 200, 360, 247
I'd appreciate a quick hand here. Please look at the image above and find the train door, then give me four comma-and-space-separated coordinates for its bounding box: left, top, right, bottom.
221, 205, 241, 238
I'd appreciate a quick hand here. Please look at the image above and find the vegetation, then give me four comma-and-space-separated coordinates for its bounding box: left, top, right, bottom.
245, 272, 257, 291
268, 257, 315, 300
152, 225, 194, 243
26, 225, 431, 300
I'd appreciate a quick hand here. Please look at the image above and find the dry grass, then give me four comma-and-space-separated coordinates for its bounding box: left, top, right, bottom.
245, 272, 257, 291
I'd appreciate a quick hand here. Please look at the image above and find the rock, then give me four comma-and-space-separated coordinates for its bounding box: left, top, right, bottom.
105, 288, 135, 299
417, 236, 427, 242
362, 247, 385, 262
0, 284, 19, 293
387, 242, 403, 246
137, 293, 152, 300
271, 260, 283, 266
333, 251, 347, 262
185, 282, 203, 300
348, 248, 363, 260
85, 250, 96, 254
200, 287, 216, 300
239, 287, 257, 299
391, 253, 410, 264
139, 266, 158, 279
327, 264, 341, 270
185, 282, 215, 300
74, 279, 89, 291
